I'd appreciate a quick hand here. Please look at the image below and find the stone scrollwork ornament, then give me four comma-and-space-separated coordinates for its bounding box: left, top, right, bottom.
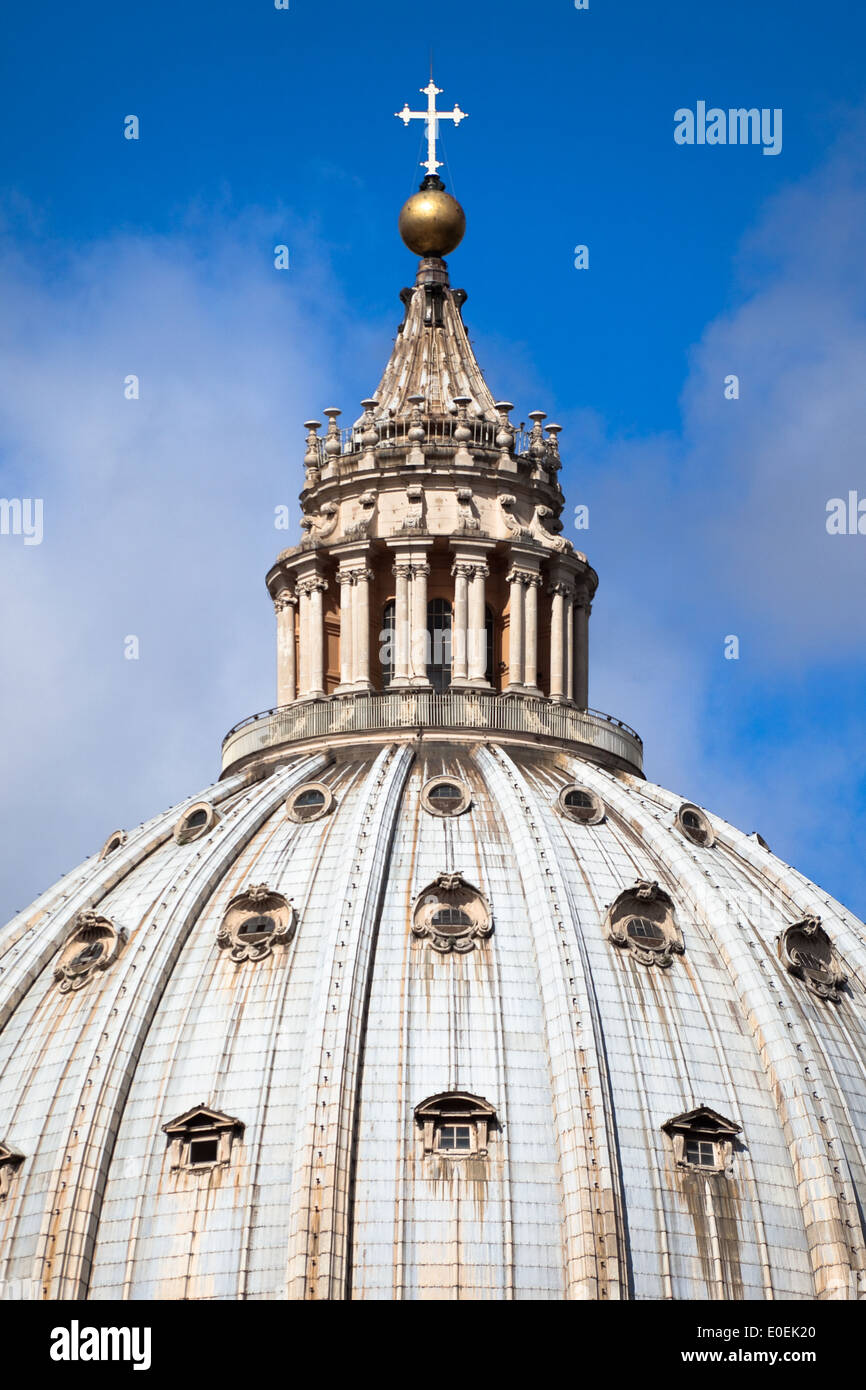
54, 910, 126, 993
412, 872, 493, 954
217, 883, 296, 964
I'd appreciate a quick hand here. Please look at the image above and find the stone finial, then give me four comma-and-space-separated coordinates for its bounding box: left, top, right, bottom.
407, 394, 426, 442
528, 410, 548, 462
303, 419, 322, 475
360, 400, 379, 448
494, 401, 515, 453
323, 408, 342, 459
452, 396, 474, 466
546, 422, 562, 468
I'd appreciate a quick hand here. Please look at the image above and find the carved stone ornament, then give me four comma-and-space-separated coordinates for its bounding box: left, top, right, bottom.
0, 1141, 24, 1198
530, 504, 573, 552
299, 501, 339, 549
54, 910, 126, 993
217, 884, 296, 964
498, 493, 531, 540
344, 490, 377, 539
603, 880, 683, 968
778, 916, 847, 1002
412, 872, 492, 953
456, 487, 481, 533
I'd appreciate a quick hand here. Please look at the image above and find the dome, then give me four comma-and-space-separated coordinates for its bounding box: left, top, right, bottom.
2, 740, 866, 1301
2, 80, 866, 1304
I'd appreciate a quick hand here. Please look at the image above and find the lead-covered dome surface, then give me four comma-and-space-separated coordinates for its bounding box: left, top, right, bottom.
1, 740, 865, 1301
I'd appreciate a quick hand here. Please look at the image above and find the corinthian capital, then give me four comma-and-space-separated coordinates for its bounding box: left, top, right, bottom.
296, 575, 328, 597
273, 590, 297, 615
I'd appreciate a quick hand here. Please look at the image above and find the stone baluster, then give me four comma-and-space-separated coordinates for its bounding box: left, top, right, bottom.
274, 590, 298, 705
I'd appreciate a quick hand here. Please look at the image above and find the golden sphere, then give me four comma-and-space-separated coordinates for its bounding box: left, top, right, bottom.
398, 188, 466, 257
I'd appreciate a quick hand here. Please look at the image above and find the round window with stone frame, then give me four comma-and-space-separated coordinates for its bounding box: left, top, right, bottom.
558, 784, 605, 826
778, 916, 847, 1002
173, 801, 218, 846
98, 829, 127, 861
54, 910, 126, 993
676, 802, 714, 848
217, 884, 296, 963
603, 880, 684, 968
421, 775, 471, 818
286, 782, 335, 824
412, 873, 493, 954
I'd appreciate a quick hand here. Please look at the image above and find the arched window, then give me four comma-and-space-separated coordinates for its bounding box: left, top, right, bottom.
427, 598, 452, 692
381, 599, 395, 687
603, 880, 684, 968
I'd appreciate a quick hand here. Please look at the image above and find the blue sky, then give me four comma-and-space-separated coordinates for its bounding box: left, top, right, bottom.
1, 0, 865, 919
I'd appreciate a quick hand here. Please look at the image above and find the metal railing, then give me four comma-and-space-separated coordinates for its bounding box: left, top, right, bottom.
221, 691, 643, 774
316, 418, 535, 463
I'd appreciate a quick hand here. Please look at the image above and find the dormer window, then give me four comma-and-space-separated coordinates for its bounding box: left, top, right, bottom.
163, 1106, 244, 1173
603, 880, 683, 968
53, 911, 126, 994
217, 884, 296, 963
662, 1107, 741, 1175
286, 782, 334, 823
98, 830, 127, 861
778, 916, 846, 1002
421, 776, 471, 817
412, 873, 493, 953
558, 785, 604, 825
0, 1142, 24, 1198
174, 801, 218, 845
676, 803, 714, 848
415, 1093, 498, 1159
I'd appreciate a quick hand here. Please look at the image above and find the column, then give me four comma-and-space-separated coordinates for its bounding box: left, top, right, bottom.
451, 562, 470, 684
565, 585, 575, 702
297, 582, 310, 697
353, 566, 373, 690
337, 566, 354, 693
274, 590, 297, 705
549, 581, 566, 700
506, 567, 525, 691
392, 561, 411, 686
524, 575, 540, 693
307, 577, 327, 698
467, 562, 489, 686
410, 561, 430, 684
574, 587, 591, 709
